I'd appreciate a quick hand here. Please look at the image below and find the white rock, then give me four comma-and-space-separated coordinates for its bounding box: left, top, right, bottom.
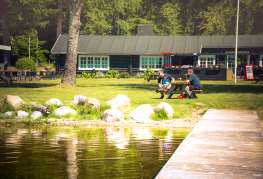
129, 104, 154, 122
5, 95, 24, 109
86, 98, 100, 109
31, 111, 43, 120
155, 102, 174, 118
107, 95, 130, 109
72, 95, 87, 105
54, 106, 77, 117
17, 110, 29, 119
102, 108, 124, 122
45, 98, 63, 107
4, 111, 14, 118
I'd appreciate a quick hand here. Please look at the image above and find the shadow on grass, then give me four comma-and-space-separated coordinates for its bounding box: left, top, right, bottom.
78, 83, 157, 91
203, 84, 263, 94
79, 83, 263, 94
0, 82, 57, 88
1, 81, 263, 94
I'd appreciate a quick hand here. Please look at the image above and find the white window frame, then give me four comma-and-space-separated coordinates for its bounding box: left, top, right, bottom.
260, 55, 263, 67
198, 55, 216, 68
78, 55, 109, 71
139, 56, 164, 71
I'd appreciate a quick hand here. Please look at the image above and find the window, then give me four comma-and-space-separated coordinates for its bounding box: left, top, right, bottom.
198, 55, 215, 68
227, 55, 235, 69
260, 55, 263, 67
140, 56, 163, 70
78, 56, 109, 70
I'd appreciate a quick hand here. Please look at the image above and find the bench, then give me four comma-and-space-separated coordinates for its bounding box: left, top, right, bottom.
255, 74, 263, 84
192, 89, 203, 94
0, 73, 13, 85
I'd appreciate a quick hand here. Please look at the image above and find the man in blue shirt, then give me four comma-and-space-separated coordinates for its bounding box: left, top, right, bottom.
183, 67, 201, 98
156, 70, 175, 99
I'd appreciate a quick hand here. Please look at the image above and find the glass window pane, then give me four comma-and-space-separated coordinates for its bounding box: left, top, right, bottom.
140, 56, 163, 69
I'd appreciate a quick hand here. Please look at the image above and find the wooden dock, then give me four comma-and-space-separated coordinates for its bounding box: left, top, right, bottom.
156, 109, 263, 179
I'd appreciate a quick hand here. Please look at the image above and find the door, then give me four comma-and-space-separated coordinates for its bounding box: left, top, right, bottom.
227, 55, 235, 70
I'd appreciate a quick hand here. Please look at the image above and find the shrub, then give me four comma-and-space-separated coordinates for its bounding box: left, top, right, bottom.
74, 105, 101, 120
0, 102, 15, 113
144, 69, 155, 82
80, 72, 92, 79
16, 57, 36, 71
106, 70, 119, 78
152, 109, 169, 121
80, 71, 98, 79
119, 72, 130, 78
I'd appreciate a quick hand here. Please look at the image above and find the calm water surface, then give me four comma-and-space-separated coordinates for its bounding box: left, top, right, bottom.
0, 125, 188, 179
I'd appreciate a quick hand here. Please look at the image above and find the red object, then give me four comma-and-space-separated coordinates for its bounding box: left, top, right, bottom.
160, 52, 176, 55
163, 64, 172, 68
244, 65, 254, 80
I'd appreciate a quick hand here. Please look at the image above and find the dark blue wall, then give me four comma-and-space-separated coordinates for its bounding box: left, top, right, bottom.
55, 55, 140, 70
110, 55, 139, 69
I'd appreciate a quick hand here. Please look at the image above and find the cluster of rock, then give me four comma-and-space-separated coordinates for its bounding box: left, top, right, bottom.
102, 95, 174, 122
1, 94, 174, 122
102, 95, 131, 122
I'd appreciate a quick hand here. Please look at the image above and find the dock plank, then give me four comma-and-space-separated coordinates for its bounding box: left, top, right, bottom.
155, 109, 263, 179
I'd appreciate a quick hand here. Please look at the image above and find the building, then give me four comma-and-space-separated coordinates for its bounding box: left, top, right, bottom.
0, 44, 11, 69
51, 34, 263, 79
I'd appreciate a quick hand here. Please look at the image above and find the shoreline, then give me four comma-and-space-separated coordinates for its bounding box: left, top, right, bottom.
0, 118, 198, 129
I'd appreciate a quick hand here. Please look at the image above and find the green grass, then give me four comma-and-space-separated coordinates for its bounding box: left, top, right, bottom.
0, 78, 262, 120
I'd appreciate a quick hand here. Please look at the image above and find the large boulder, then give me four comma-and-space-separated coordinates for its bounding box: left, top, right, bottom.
72, 95, 87, 105
86, 98, 100, 109
45, 98, 63, 107
4, 111, 14, 118
129, 104, 154, 122
5, 95, 24, 109
102, 108, 124, 122
107, 95, 130, 109
31, 111, 43, 120
54, 106, 77, 117
155, 102, 174, 119
17, 110, 29, 119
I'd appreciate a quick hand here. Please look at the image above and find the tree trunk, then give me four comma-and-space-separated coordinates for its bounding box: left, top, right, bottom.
61, 0, 84, 87
56, 0, 63, 38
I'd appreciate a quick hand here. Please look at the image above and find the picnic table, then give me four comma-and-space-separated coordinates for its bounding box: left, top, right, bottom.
0, 67, 58, 84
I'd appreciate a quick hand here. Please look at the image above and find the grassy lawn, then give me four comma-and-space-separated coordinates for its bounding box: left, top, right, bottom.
0, 78, 263, 120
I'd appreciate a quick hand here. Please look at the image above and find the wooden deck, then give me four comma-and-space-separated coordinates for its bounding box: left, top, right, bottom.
156, 109, 263, 179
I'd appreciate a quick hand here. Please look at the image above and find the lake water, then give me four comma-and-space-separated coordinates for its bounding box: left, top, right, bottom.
0, 125, 188, 179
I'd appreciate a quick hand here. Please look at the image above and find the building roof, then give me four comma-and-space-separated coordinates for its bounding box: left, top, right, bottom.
51, 34, 263, 55
0, 45, 11, 51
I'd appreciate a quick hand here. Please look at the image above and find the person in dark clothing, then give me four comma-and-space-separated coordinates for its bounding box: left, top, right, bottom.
156, 70, 175, 99
182, 67, 201, 98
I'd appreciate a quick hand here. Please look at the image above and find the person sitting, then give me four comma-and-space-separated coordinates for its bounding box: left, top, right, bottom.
156, 70, 175, 99
181, 67, 202, 99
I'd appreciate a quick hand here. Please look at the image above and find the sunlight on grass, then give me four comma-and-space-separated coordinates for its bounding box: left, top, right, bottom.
0, 78, 262, 119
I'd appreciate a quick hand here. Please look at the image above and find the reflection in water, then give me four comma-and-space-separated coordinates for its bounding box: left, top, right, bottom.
5, 129, 28, 145
66, 139, 79, 179
105, 128, 129, 149
0, 126, 188, 179
52, 132, 79, 179
132, 127, 153, 141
